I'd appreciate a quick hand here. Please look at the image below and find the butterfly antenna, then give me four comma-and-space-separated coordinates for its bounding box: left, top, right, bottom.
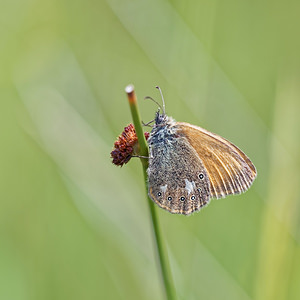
144, 96, 163, 112
156, 86, 166, 115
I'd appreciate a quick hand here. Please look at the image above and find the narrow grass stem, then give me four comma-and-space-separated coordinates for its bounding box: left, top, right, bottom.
125, 85, 176, 300
125, 84, 148, 167
142, 167, 177, 300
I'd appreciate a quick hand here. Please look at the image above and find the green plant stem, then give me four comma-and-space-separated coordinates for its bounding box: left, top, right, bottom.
126, 85, 148, 167
125, 85, 176, 300
142, 167, 176, 300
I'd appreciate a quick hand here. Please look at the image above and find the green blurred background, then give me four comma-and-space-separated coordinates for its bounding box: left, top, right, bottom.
1, 0, 300, 299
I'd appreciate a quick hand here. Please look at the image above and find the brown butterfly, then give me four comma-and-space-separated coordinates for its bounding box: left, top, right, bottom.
147, 88, 257, 215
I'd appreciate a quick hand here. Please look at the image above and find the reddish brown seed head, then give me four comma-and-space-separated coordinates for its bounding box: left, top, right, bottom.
111, 124, 149, 166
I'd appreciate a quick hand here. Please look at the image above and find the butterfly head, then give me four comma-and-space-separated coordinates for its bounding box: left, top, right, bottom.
153, 86, 173, 127
154, 109, 168, 125
146, 86, 176, 128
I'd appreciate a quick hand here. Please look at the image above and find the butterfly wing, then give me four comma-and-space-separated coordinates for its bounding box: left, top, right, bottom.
176, 122, 257, 199
147, 129, 211, 215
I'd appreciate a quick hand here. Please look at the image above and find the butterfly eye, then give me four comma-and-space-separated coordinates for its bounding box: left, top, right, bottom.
199, 173, 204, 180
157, 192, 162, 197
167, 196, 172, 201
191, 195, 196, 200
180, 196, 185, 201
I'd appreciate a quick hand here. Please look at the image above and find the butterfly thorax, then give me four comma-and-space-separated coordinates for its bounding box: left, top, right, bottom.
154, 111, 175, 125
149, 113, 177, 146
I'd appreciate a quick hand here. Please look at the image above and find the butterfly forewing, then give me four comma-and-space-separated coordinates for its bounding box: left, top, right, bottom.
176, 122, 257, 199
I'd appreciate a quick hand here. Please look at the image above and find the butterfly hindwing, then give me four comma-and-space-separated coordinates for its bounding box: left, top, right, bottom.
147, 123, 210, 215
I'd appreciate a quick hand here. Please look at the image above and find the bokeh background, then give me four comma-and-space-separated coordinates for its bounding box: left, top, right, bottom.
1, 0, 300, 299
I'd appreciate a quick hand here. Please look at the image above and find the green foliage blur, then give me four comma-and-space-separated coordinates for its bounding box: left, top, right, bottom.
1, 0, 300, 299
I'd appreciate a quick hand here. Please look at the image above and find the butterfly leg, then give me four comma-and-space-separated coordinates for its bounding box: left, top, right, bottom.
142, 120, 155, 127
131, 155, 149, 159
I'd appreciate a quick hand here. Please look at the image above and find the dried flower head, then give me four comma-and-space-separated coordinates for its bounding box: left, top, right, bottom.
111, 124, 149, 166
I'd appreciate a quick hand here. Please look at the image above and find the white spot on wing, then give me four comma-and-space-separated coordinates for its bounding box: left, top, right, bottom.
160, 184, 168, 194
184, 179, 196, 195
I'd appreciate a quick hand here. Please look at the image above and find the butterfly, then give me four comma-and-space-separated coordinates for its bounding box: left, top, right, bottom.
147, 88, 257, 215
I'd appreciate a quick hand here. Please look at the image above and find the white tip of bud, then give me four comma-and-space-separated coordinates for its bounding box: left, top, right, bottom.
125, 84, 134, 93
